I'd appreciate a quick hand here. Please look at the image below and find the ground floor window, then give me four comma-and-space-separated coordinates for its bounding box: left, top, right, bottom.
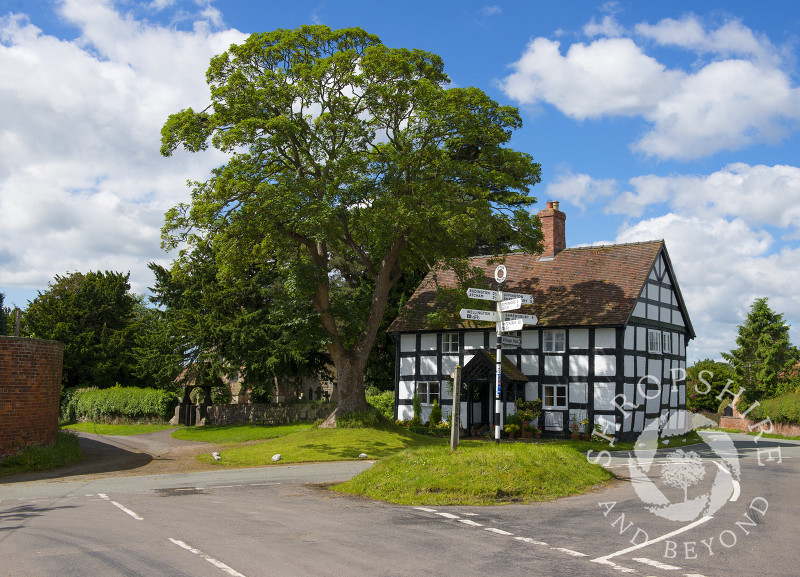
416, 381, 440, 404
543, 384, 567, 409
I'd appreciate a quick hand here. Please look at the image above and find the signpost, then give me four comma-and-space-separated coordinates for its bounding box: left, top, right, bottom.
465, 266, 537, 444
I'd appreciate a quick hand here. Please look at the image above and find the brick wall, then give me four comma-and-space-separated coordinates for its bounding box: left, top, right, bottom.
0, 337, 64, 459
719, 415, 800, 437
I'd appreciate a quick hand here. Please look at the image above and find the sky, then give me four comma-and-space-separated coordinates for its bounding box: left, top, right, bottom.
1, 0, 799, 364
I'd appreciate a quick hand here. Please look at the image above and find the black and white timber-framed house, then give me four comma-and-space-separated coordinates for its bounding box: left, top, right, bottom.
388, 201, 695, 440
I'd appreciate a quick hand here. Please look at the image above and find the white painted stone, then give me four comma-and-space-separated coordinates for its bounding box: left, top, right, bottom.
272, 454, 281, 462
359, 453, 368, 459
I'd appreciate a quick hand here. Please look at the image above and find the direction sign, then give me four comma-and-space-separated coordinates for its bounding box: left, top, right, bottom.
501, 335, 522, 346
497, 319, 524, 332
504, 313, 538, 325
466, 288, 534, 304
460, 308, 500, 322
501, 292, 534, 305
498, 298, 522, 312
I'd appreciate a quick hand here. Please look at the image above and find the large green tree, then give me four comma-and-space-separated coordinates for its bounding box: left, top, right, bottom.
722, 297, 799, 404
686, 359, 734, 413
23, 271, 147, 389
160, 26, 542, 423
0, 293, 9, 335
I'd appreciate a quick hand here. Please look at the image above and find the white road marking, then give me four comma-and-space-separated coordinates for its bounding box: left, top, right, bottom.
110, 501, 144, 521
633, 557, 680, 570
552, 547, 588, 557
459, 519, 483, 527
414, 507, 438, 513
169, 538, 248, 577
593, 515, 713, 563
514, 536, 548, 546
485, 527, 514, 536
684, 573, 710, 577
436, 512, 460, 519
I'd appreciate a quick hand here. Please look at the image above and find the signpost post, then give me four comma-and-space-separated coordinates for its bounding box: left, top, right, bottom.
464, 265, 536, 444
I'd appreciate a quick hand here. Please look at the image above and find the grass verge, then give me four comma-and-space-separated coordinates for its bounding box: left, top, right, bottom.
716, 427, 800, 441
333, 442, 613, 505
62, 422, 174, 436
172, 423, 313, 444
0, 431, 84, 476
197, 426, 441, 466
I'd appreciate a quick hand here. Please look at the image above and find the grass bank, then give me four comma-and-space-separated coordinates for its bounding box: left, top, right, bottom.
0, 431, 84, 476
172, 423, 313, 443
333, 442, 613, 505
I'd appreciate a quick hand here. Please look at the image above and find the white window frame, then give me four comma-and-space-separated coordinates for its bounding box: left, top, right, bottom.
441, 332, 459, 354
543, 384, 567, 409
648, 330, 662, 354
416, 381, 440, 405
662, 331, 672, 354
543, 330, 566, 353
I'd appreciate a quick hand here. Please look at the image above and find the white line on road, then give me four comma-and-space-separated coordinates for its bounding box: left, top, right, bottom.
458, 519, 483, 527
592, 515, 713, 563
633, 557, 680, 570
514, 536, 548, 546
169, 538, 248, 577
110, 501, 144, 520
552, 547, 588, 557
485, 527, 514, 536
414, 507, 438, 513
436, 512, 460, 519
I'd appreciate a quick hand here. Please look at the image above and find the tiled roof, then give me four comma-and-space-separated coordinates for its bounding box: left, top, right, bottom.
389, 241, 664, 333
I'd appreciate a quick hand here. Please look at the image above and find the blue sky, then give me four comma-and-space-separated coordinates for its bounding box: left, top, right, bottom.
1, 0, 799, 363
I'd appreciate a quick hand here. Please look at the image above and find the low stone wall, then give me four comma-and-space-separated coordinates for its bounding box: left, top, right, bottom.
719, 416, 800, 437
0, 336, 64, 459
206, 402, 337, 426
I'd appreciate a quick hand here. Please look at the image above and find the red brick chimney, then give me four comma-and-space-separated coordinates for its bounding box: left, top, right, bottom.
538, 200, 566, 258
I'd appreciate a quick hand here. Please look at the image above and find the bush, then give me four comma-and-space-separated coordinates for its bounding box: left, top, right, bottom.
749, 391, 800, 424
506, 413, 522, 427
429, 398, 442, 425
335, 406, 393, 429
410, 393, 422, 426
367, 390, 394, 421
1, 431, 84, 473
63, 385, 180, 423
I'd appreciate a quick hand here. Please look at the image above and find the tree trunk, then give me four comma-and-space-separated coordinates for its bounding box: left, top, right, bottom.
319, 350, 370, 428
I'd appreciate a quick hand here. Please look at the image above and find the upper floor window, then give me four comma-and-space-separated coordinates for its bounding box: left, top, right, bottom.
442, 333, 459, 354
662, 331, 672, 354
648, 330, 662, 354
416, 381, 440, 404
543, 330, 565, 353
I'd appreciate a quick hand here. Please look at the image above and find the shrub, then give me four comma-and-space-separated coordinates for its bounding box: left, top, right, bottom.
410, 392, 422, 426
506, 413, 522, 427
749, 391, 800, 424
429, 398, 442, 425
64, 385, 180, 423
367, 390, 394, 421
335, 406, 393, 429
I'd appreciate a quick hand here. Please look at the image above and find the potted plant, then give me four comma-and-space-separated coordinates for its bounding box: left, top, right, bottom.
533, 424, 542, 439
514, 398, 542, 437
570, 417, 581, 440
504, 423, 520, 438
580, 418, 591, 440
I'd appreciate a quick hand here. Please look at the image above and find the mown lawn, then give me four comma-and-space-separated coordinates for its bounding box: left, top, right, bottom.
172, 423, 313, 443
333, 441, 614, 505
0, 431, 84, 476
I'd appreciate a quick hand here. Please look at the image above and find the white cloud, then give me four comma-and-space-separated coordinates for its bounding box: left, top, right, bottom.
584, 15, 624, 38
544, 170, 618, 210
0, 0, 246, 298
480, 5, 502, 17
500, 16, 800, 160
610, 164, 800, 232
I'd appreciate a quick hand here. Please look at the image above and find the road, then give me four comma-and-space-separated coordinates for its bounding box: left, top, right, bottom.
1, 432, 798, 576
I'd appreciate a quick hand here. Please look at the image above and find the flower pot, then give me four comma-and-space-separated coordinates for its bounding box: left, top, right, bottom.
571, 433, 580, 440
533, 431, 542, 439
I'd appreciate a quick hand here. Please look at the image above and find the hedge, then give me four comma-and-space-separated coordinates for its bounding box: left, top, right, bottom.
61, 385, 180, 423
748, 391, 800, 424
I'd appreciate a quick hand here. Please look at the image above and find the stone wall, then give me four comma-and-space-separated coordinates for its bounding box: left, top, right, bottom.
0, 336, 64, 459
206, 402, 337, 426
